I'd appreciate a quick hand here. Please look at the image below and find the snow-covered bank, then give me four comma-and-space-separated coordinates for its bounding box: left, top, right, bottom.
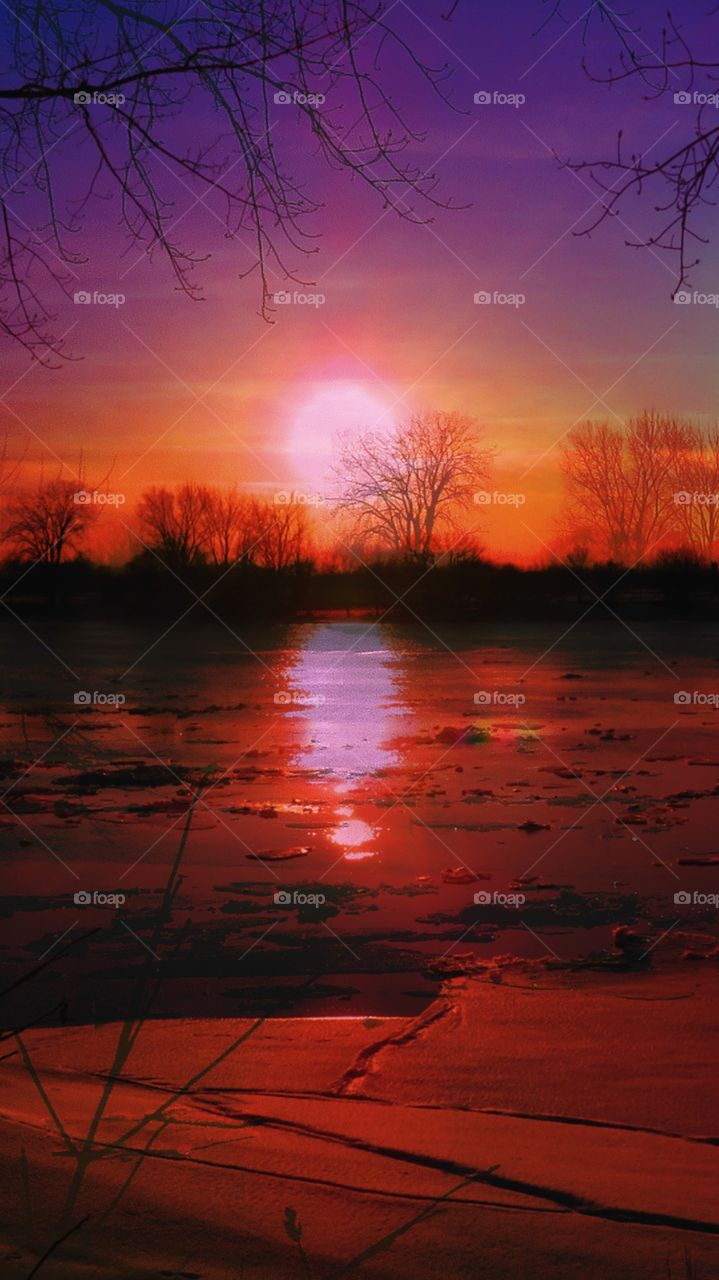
1, 964, 717, 1278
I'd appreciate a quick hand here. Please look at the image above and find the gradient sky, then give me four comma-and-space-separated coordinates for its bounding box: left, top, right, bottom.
1, 0, 717, 559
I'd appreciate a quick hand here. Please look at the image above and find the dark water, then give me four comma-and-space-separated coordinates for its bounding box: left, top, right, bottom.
2, 615, 718, 1022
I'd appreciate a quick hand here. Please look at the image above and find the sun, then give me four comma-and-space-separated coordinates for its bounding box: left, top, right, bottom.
288, 383, 395, 489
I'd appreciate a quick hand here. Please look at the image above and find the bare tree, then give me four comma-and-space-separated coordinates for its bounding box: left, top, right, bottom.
0, 2, 459, 361
335, 410, 492, 560
561, 411, 694, 563
4, 476, 97, 563
0, 432, 25, 496
136, 482, 211, 569
0, 432, 25, 553
204, 488, 258, 567
251, 498, 309, 571
670, 427, 719, 560
135, 483, 312, 571
551, 3, 719, 290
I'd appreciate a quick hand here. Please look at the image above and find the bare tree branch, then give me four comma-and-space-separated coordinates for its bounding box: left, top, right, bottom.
552, 2, 719, 290
0, 1, 462, 360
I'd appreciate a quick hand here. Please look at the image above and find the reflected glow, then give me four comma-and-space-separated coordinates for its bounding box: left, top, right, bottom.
329, 808, 378, 857
330, 812, 376, 848
283, 622, 408, 859
285, 623, 404, 778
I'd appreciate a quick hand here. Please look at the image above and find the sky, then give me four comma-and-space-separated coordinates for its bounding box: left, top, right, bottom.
1, 0, 718, 560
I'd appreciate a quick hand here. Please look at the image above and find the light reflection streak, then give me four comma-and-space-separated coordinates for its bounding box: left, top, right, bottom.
281, 623, 410, 859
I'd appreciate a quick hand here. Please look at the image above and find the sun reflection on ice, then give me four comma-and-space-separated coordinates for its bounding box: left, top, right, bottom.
330, 807, 378, 859
282, 623, 409, 859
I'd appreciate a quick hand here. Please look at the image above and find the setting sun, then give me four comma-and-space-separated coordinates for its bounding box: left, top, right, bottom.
289, 382, 396, 487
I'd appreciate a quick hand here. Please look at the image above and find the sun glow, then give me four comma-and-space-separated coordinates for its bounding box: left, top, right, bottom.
288, 382, 396, 489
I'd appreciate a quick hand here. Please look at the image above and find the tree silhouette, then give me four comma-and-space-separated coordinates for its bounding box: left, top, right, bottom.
252, 498, 309, 571
670, 427, 719, 560
0, 432, 25, 496
561, 411, 695, 564
0, 1, 457, 361
4, 475, 97, 563
335, 410, 492, 560
204, 487, 256, 568
136, 483, 311, 572
136, 482, 212, 570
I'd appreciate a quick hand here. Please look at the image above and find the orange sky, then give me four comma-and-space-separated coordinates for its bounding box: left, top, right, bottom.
0, 1, 717, 562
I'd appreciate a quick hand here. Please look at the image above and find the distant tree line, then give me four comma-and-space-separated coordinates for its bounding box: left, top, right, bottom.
562, 412, 719, 564
135, 484, 309, 572
1, 411, 719, 601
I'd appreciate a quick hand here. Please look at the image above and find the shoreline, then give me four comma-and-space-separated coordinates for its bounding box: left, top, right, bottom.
1, 963, 717, 1278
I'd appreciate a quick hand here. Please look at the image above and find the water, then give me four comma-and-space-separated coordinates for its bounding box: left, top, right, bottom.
2, 614, 718, 1022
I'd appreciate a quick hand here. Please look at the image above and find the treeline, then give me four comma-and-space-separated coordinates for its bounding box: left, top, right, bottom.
0, 478, 312, 572
2, 544, 717, 621
2, 409, 719, 623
